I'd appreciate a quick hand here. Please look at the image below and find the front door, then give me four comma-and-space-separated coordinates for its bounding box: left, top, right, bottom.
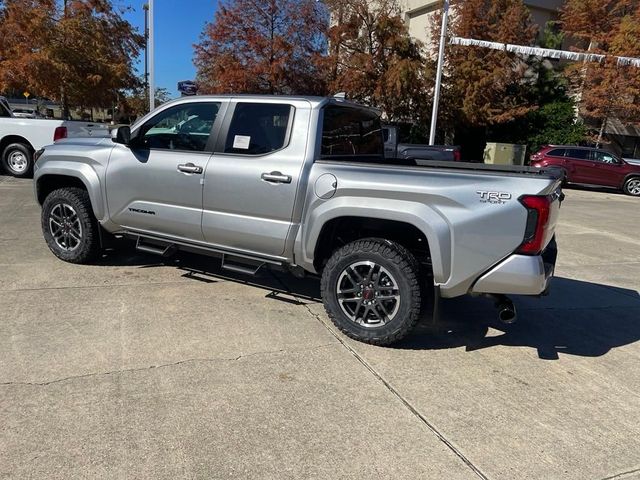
566, 149, 597, 184
106, 101, 223, 241
202, 101, 308, 257
592, 150, 625, 187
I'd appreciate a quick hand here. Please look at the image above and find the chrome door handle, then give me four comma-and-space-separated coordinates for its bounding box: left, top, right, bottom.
261, 172, 292, 184
177, 163, 203, 174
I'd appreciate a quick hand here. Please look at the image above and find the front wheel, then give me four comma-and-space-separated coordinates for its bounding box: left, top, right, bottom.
41, 187, 100, 263
320, 239, 424, 346
623, 177, 640, 197
2, 143, 33, 177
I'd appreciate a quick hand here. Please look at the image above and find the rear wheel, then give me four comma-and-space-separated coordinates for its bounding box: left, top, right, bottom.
320, 239, 424, 346
41, 187, 100, 263
623, 177, 640, 197
2, 143, 33, 177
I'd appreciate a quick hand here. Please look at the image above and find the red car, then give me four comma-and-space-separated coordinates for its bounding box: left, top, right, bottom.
530, 145, 640, 197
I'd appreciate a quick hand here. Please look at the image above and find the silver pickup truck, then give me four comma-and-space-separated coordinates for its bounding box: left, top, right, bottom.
34, 95, 562, 346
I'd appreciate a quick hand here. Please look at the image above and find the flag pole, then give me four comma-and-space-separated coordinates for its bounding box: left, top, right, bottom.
148, 0, 155, 112
429, 0, 450, 145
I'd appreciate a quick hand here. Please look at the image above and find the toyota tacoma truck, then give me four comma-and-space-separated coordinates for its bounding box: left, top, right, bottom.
0, 95, 109, 177
33, 95, 562, 346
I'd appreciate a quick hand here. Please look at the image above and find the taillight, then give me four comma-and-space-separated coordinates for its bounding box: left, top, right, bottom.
53, 126, 67, 142
453, 150, 461, 162
517, 195, 551, 255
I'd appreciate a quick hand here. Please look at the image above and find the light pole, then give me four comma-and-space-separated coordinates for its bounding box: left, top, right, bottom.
429, 0, 450, 146
148, 0, 155, 112
143, 3, 149, 109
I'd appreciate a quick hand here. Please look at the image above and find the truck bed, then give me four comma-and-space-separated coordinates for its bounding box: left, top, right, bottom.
316, 158, 564, 181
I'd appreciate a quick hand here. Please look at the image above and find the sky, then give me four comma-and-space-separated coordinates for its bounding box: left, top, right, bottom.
123, 0, 219, 98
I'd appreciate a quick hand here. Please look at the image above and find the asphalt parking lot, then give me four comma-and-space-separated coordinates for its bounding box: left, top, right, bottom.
1, 174, 639, 480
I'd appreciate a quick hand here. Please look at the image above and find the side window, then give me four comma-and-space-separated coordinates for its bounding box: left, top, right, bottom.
0, 99, 12, 118
136, 102, 220, 152
547, 149, 566, 157
567, 149, 590, 160
593, 151, 618, 164
321, 106, 384, 159
224, 103, 293, 155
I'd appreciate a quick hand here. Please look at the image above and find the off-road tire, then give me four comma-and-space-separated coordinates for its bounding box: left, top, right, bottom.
2, 143, 33, 177
623, 177, 640, 197
41, 187, 100, 263
320, 238, 423, 346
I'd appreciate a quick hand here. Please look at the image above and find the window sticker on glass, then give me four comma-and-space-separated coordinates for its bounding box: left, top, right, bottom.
233, 135, 251, 150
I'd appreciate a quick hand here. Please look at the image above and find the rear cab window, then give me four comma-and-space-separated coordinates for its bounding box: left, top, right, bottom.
320, 105, 384, 162
223, 103, 294, 155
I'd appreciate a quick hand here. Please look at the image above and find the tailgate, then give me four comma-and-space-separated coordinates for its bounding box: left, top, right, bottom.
543, 186, 563, 250
63, 121, 111, 138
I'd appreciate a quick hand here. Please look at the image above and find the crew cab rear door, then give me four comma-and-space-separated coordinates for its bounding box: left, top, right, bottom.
201, 100, 310, 257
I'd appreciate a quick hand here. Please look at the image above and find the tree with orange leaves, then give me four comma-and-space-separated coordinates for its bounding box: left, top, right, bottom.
324, 0, 432, 127
0, 0, 143, 116
437, 0, 539, 128
0, 0, 58, 95
561, 0, 640, 144
194, 0, 328, 95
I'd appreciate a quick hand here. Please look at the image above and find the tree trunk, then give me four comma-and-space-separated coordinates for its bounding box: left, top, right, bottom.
596, 116, 607, 148
61, 0, 69, 120
60, 86, 69, 120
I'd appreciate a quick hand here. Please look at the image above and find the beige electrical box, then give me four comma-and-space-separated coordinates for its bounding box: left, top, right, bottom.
484, 143, 527, 165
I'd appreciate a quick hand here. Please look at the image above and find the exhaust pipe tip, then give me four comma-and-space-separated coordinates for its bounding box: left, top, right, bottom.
497, 304, 517, 324
482, 294, 518, 325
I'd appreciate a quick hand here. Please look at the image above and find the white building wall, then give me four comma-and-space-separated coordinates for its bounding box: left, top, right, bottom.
398, 0, 565, 49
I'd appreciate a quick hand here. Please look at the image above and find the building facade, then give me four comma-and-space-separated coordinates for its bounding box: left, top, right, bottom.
399, 0, 565, 47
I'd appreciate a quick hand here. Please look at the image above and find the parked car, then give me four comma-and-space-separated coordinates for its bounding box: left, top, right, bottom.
0, 96, 110, 177
12, 108, 41, 119
383, 125, 461, 163
34, 95, 563, 346
530, 145, 640, 197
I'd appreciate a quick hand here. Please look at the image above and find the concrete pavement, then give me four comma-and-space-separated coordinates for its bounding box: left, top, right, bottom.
0, 175, 639, 479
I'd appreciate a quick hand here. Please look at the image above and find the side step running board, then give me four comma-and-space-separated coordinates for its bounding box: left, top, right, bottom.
221, 254, 265, 276
136, 237, 176, 257
129, 233, 274, 275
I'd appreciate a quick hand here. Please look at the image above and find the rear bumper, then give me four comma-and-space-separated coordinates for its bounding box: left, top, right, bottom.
471, 240, 557, 296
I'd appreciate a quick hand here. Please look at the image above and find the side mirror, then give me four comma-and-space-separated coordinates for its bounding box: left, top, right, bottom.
112, 126, 131, 145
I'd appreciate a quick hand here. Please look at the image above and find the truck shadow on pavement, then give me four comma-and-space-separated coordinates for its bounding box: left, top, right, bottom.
98, 248, 640, 360
397, 278, 640, 359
